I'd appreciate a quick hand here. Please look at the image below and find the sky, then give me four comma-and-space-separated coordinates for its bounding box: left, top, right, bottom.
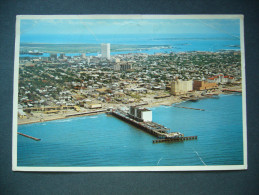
20, 19, 240, 35
19, 18, 241, 44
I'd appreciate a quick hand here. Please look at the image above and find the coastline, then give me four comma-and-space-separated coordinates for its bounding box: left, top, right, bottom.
17, 85, 242, 125
17, 95, 185, 125
18, 111, 106, 125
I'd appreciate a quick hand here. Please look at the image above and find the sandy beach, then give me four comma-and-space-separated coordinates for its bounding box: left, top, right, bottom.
17, 84, 242, 125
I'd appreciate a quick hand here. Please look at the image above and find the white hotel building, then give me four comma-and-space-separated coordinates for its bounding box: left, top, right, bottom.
101, 43, 110, 60
129, 106, 152, 122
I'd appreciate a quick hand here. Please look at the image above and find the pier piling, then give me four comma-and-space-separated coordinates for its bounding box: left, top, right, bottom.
153, 136, 197, 143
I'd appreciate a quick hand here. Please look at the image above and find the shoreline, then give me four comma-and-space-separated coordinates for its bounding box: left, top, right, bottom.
18, 111, 106, 125
18, 96, 184, 125
18, 85, 242, 125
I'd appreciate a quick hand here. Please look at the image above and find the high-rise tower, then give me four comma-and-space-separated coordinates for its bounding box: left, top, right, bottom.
101, 43, 110, 60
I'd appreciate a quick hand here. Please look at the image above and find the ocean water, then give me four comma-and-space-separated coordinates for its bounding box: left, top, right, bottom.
17, 94, 244, 167
20, 33, 240, 57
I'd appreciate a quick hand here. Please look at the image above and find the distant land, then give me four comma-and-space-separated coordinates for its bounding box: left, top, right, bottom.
20, 43, 171, 54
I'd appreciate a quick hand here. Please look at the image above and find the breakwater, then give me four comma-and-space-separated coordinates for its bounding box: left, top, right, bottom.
18, 132, 41, 141
174, 106, 205, 111
222, 89, 242, 93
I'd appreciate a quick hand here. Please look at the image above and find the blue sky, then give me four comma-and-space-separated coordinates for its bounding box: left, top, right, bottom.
20, 19, 240, 35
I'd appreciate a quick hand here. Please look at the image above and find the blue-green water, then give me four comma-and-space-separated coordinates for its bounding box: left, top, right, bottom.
17, 94, 243, 167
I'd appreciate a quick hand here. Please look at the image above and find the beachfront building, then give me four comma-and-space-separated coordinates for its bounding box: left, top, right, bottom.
193, 80, 218, 91
88, 103, 102, 109
101, 43, 110, 60
207, 74, 235, 84
129, 106, 152, 122
18, 104, 27, 118
171, 79, 193, 95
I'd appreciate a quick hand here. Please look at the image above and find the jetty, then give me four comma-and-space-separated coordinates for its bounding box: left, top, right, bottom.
222, 89, 242, 93
204, 94, 219, 99
154, 95, 171, 99
188, 98, 199, 102
18, 132, 41, 141
174, 105, 205, 111
153, 136, 197, 143
135, 102, 149, 106
108, 107, 197, 143
66, 109, 106, 117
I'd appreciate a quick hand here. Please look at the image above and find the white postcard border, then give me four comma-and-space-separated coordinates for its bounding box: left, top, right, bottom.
12, 14, 247, 172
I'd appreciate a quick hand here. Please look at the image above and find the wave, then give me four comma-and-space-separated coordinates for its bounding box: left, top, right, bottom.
89, 116, 99, 119
53, 119, 73, 123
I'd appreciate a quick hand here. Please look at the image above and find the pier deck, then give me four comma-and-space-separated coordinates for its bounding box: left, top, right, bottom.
110, 109, 197, 143
111, 110, 169, 138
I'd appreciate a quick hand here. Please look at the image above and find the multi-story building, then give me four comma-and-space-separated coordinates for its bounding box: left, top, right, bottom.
113, 62, 132, 71
50, 53, 58, 61
101, 43, 110, 60
193, 80, 218, 91
129, 106, 152, 122
81, 53, 86, 59
171, 79, 193, 95
59, 53, 66, 59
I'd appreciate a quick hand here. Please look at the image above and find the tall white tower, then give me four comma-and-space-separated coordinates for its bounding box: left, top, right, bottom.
101, 43, 110, 60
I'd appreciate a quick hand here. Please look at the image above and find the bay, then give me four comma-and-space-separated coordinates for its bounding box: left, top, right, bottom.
19, 33, 240, 57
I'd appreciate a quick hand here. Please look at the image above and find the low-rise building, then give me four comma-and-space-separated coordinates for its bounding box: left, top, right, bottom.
18, 109, 27, 118
88, 103, 102, 109
207, 74, 235, 84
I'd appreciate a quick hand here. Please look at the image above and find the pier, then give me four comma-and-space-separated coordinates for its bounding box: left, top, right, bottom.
111, 110, 169, 138
153, 136, 197, 143
174, 105, 205, 111
109, 109, 197, 143
18, 132, 41, 141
